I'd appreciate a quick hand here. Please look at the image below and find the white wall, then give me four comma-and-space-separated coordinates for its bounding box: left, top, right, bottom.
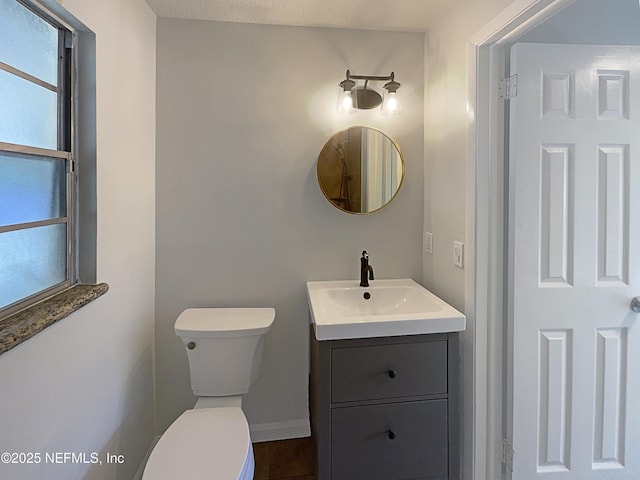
0, 0, 156, 479
423, 0, 518, 307
155, 18, 424, 438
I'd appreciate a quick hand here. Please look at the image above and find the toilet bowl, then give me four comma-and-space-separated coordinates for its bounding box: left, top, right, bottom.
142, 308, 275, 480
142, 408, 253, 480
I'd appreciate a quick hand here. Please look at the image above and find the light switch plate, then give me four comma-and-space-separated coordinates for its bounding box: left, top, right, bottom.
453, 241, 464, 268
424, 232, 433, 255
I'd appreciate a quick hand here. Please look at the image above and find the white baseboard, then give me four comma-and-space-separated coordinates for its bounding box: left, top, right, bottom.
133, 435, 161, 480
249, 418, 310, 443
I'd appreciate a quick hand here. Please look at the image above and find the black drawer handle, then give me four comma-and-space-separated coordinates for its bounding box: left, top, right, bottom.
388, 369, 397, 379
387, 430, 397, 440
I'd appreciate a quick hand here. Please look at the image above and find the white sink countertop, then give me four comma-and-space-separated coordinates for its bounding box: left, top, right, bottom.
306, 278, 466, 340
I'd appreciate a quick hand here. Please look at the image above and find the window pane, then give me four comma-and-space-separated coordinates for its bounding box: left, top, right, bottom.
0, 152, 66, 227
0, 0, 58, 86
0, 224, 67, 309
0, 69, 58, 149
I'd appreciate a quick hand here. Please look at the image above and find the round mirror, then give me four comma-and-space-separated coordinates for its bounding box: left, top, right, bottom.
317, 126, 404, 214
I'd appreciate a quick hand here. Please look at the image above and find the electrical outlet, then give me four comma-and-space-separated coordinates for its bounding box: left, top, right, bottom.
453, 241, 464, 268
424, 232, 433, 255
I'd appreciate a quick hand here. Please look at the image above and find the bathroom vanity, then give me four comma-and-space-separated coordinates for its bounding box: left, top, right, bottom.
306, 279, 464, 480
310, 331, 459, 480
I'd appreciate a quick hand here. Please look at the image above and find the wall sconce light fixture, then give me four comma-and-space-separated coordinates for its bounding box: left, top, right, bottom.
337, 69, 402, 116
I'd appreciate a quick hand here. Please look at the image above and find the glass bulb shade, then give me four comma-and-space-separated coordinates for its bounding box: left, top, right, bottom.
337, 87, 354, 115
381, 90, 402, 116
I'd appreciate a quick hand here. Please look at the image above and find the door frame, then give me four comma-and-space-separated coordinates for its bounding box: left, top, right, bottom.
466, 1, 576, 478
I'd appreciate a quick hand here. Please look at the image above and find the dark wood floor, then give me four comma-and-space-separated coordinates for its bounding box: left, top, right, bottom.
253, 437, 316, 480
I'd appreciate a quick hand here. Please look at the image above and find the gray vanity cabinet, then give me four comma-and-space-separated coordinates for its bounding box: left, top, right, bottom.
310, 332, 459, 480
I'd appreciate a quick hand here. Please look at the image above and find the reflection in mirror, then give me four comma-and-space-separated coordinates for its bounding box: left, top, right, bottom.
317, 127, 404, 214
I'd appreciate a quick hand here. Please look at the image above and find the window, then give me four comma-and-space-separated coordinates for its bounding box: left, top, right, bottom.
0, 0, 75, 316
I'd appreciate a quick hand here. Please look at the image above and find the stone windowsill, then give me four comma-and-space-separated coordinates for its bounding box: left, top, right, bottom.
0, 283, 109, 356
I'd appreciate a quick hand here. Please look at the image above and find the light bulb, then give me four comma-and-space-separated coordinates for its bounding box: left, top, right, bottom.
386, 94, 398, 111
337, 88, 354, 115
342, 92, 353, 110
381, 90, 402, 116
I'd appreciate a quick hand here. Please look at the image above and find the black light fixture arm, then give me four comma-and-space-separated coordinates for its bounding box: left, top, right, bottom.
343, 69, 396, 83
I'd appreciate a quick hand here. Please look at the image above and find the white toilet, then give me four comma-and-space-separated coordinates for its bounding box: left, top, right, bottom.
142, 307, 275, 480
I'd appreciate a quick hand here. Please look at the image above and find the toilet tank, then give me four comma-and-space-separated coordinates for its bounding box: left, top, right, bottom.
175, 308, 275, 397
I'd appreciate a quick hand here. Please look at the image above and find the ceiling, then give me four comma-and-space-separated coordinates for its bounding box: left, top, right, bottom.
143, 0, 456, 32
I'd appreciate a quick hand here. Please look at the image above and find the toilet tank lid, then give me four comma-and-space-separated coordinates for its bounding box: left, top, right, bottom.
175, 307, 275, 337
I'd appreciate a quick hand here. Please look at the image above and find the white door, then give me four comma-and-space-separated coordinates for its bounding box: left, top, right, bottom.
509, 43, 640, 479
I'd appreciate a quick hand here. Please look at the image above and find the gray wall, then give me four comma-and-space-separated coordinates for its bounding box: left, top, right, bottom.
156, 18, 424, 435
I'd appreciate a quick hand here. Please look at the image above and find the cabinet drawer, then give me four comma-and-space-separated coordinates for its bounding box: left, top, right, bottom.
331, 340, 447, 403
331, 399, 448, 480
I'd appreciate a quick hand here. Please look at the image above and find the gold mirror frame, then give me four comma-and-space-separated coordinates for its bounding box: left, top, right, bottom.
316, 126, 405, 214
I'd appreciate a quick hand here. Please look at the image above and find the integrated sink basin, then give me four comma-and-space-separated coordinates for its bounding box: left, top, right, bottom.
306, 278, 466, 340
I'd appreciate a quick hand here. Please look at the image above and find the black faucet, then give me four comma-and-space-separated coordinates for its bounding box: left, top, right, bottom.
360, 250, 374, 287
